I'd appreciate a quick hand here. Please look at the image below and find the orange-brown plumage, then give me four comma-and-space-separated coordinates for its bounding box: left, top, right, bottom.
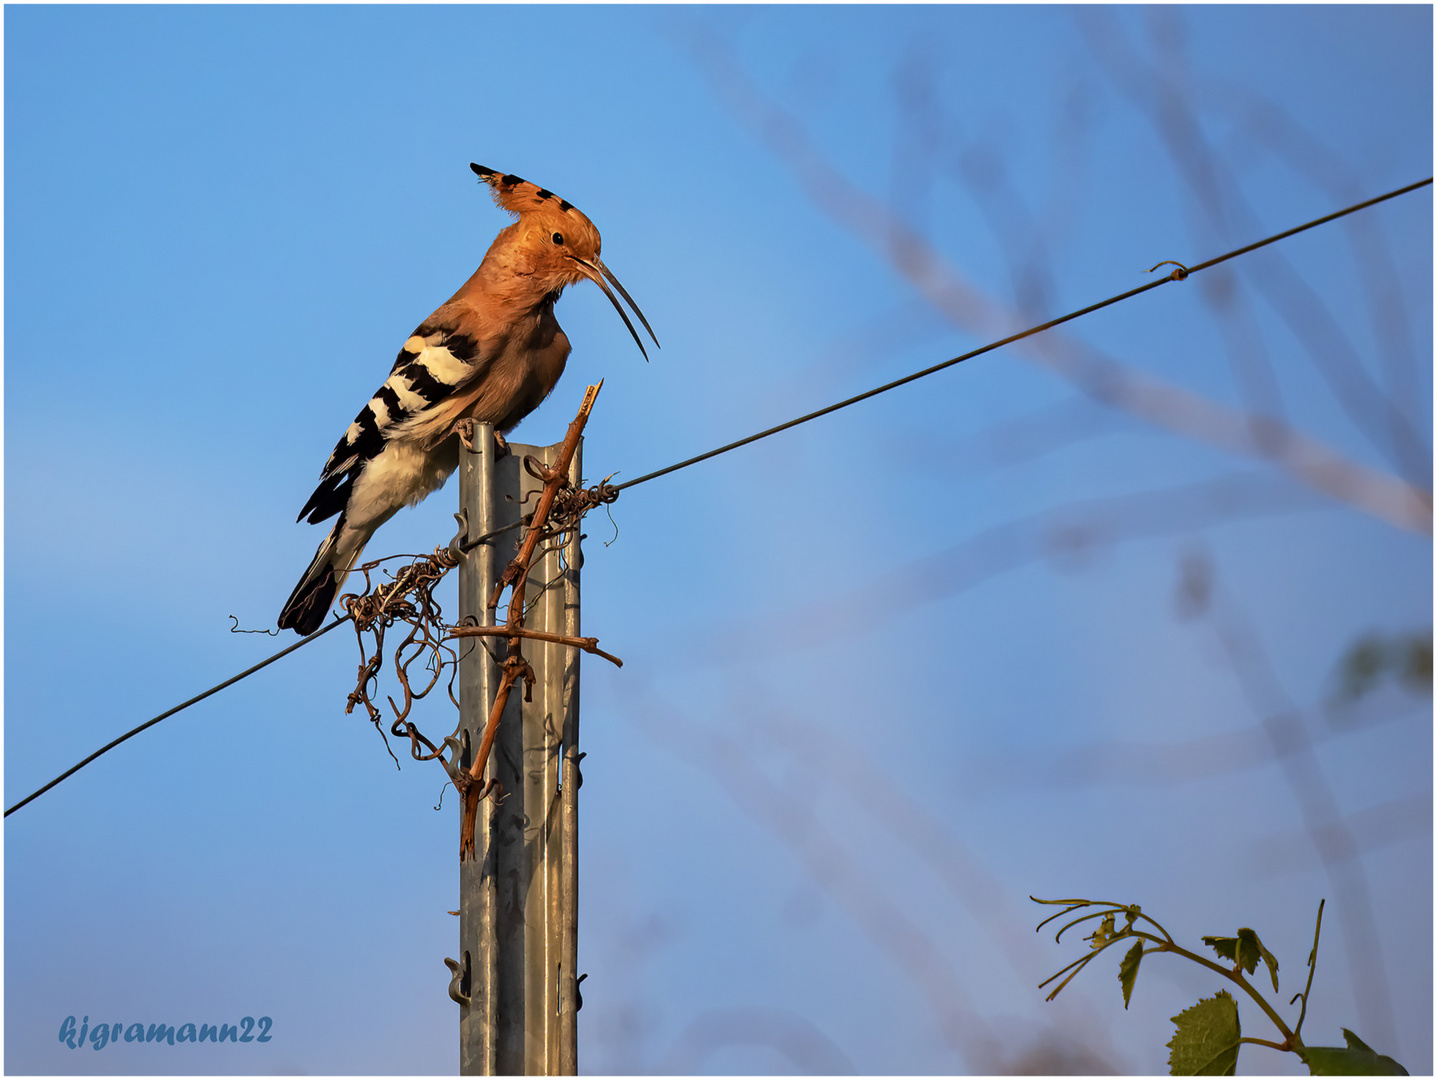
277, 163, 658, 635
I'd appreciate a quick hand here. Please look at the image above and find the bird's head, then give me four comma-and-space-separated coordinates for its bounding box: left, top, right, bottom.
471, 164, 659, 360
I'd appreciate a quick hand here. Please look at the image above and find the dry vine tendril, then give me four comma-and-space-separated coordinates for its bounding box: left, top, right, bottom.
335, 386, 623, 860
338, 488, 612, 773
341, 543, 469, 768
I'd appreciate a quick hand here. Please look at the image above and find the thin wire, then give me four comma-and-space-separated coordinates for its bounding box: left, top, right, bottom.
4, 618, 345, 816
461, 518, 523, 554
616, 176, 1432, 492
6, 176, 1428, 818
5, 518, 528, 818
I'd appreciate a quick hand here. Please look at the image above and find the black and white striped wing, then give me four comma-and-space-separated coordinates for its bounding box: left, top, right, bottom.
296, 324, 482, 525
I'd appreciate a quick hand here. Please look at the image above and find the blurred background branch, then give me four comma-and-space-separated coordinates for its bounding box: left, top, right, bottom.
685, 27, 1432, 535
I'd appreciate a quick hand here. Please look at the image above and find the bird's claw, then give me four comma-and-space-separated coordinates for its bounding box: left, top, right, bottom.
454, 419, 480, 454
452, 420, 510, 461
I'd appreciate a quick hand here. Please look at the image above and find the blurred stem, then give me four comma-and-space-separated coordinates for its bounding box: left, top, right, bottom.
1292, 899, 1326, 1040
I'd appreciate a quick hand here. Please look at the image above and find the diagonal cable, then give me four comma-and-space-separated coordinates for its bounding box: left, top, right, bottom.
616, 176, 1432, 493
6, 177, 1430, 818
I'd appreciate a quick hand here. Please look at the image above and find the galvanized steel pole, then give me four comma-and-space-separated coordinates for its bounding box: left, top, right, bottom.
455, 425, 582, 1075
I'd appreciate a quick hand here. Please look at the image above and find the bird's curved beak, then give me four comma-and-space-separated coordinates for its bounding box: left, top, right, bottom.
570, 256, 660, 362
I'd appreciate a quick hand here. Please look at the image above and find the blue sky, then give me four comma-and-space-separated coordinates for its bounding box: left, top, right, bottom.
5, 4, 1432, 1075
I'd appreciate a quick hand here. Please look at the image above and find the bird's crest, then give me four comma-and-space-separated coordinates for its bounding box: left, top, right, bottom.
470, 163, 579, 219
468, 162, 656, 358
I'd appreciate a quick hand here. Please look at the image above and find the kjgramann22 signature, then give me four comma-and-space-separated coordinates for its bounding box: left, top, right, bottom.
59, 1015, 272, 1049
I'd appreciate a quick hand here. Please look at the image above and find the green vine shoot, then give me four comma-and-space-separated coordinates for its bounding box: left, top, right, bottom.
1031, 896, 1408, 1076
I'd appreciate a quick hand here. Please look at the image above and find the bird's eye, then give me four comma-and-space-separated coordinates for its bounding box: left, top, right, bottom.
552, 232, 565, 245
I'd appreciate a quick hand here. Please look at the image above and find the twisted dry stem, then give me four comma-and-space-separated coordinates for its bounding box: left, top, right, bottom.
335, 382, 615, 832
343, 546, 465, 764
446, 625, 622, 669
456, 382, 604, 860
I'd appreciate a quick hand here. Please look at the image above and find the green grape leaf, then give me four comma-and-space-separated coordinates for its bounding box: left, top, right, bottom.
1202, 934, 1240, 965
1300, 1029, 1409, 1075
1337, 637, 1386, 700
1119, 941, 1143, 1009
1167, 991, 1240, 1076
1201, 928, 1276, 988
1335, 631, 1432, 702
1240, 928, 1279, 992
1400, 634, 1432, 693
1086, 912, 1117, 949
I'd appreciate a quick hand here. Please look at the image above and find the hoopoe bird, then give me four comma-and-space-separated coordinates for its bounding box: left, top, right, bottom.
277, 164, 657, 635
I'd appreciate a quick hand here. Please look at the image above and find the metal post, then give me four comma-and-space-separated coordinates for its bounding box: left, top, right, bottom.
456, 426, 582, 1075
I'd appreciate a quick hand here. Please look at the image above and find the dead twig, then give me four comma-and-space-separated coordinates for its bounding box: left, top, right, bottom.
340, 545, 464, 765
323, 384, 616, 858
457, 382, 604, 860
446, 624, 623, 668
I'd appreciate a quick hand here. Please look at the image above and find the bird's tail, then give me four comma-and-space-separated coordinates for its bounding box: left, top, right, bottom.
278, 521, 362, 635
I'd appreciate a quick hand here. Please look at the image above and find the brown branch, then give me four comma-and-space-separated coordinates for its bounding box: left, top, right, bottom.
446, 624, 622, 668
487, 382, 603, 613
458, 382, 603, 860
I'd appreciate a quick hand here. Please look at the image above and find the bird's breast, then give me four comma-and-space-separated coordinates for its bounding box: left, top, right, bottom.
482, 314, 572, 433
